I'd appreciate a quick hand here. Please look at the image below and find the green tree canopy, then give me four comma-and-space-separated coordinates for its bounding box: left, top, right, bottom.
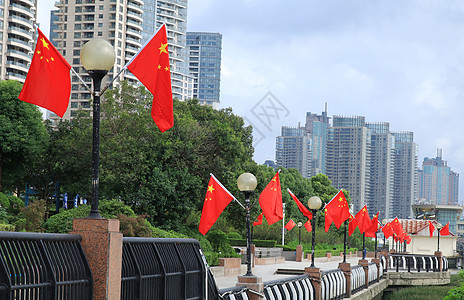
0, 80, 48, 192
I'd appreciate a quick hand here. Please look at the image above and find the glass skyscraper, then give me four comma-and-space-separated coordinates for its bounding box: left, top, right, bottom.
187, 32, 222, 107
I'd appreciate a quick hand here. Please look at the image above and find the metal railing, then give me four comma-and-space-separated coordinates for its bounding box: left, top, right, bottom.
350, 265, 365, 294
0, 231, 92, 300
321, 269, 345, 300
368, 263, 378, 284
390, 254, 442, 272
263, 274, 315, 300
218, 285, 249, 300
120, 237, 206, 300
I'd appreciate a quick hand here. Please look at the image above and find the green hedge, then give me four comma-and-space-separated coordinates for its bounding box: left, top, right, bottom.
228, 239, 276, 248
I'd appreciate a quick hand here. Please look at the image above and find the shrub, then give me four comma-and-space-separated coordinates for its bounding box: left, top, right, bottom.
0, 223, 15, 231
118, 214, 153, 237
21, 199, 47, 232
227, 232, 241, 239
228, 239, 276, 247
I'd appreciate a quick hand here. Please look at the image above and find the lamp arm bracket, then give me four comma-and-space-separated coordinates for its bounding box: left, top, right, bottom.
250, 198, 259, 210
100, 68, 126, 96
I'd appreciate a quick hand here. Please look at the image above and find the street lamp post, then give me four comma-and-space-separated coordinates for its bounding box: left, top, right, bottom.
437, 223, 443, 253
297, 222, 303, 245
308, 196, 322, 268
80, 39, 115, 219
382, 219, 388, 250
237, 172, 258, 277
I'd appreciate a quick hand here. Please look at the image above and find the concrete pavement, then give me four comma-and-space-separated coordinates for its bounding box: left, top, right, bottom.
214, 255, 364, 289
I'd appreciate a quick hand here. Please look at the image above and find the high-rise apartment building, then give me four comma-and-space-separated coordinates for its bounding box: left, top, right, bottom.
326, 116, 371, 213
187, 32, 222, 107
275, 126, 311, 178
419, 149, 459, 205
0, 0, 37, 83
366, 122, 394, 220
49, 0, 191, 123
304, 109, 329, 176
391, 132, 418, 219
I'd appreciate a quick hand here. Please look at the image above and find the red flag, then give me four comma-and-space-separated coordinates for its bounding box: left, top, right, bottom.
325, 190, 351, 229
325, 208, 333, 232
285, 219, 296, 231
304, 219, 312, 232
405, 234, 412, 244
354, 205, 371, 234
365, 212, 379, 238
199, 174, 235, 235
391, 217, 404, 235
287, 189, 312, 219
126, 24, 173, 132
18, 28, 71, 117
258, 171, 283, 225
440, 222, 450, 236
428, 221, 435, 238
382, 222, 394, 239
348, 214, 358, 236
253, 213, 263, 226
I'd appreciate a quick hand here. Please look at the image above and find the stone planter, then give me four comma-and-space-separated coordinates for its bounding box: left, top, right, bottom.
219, 257, 241, 268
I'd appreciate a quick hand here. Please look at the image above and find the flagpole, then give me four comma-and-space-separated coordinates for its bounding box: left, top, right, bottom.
282, 203, 286, 246
343, 220, 347, 263
71, 68, 92, 93
362, 233, 366, 259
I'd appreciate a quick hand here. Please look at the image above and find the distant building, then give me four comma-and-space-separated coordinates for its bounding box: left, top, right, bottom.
391, 132, 418, 219
0, 1, 37, 82
187, 32, 222, 107
304, 110, 330, 176
275, 126, 311, 178
326, 116, 370, 213
418, 149, 460, 205
263, 160, 278, 170
412, 204, 463, 234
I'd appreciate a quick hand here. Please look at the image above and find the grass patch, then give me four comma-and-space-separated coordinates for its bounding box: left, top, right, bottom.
382, 274, 463, 300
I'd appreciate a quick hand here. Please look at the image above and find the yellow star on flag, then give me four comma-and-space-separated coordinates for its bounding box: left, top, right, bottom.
159, 42, 168, 54
41, 37, 50, 50
164, 66, 169, 71
158, 65, 161, 69
207, 185, 215, 193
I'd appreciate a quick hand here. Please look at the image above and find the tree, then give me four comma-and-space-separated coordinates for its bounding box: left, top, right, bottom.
0, 80, 48, 192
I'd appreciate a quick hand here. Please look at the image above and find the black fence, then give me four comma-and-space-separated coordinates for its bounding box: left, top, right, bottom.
321, 269, 345, 300
263, 274, 315, 300
389, 254, 445, 272
121, 237, 207, 300
0, 231, 92, 300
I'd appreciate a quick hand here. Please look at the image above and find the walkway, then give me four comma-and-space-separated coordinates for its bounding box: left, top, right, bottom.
215, 256, 362, 289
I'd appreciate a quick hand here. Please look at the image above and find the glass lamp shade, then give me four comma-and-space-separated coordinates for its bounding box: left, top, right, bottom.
237, 173, 257, 192
307, 196, 322, 210
297, 222, 303, 228
382, 219, 388, 225
80, 39, 115, 71
437, 223, 443, 229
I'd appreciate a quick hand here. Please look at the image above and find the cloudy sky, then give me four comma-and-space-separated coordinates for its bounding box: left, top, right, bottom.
39, 1, 463, 202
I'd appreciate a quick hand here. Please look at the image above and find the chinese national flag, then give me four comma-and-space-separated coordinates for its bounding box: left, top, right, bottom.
405, 234, 412, 244
428, 221, 435, 237
126, 24, 173, 132
382, 222, 394, 239
365, 212, 379, 238
325, 208, 333, 232
354, 205, 371, 234
391, 217, 404, 235
18, 28, 71, 117
258, 171, 283, 225
285, 219, 296, 231
253, 213, 263, 226
287, 189, 312, 219
348, 214, 358, 236
199, 174, 235, 235
304, 220, 312, 232
325, 190, 350, 229
440, 222, 450, 236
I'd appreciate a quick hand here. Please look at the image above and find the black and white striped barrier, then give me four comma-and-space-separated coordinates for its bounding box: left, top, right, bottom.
219, 286, 250, 300
263, 274, 315, 300
368, 263, 378, 284
389, 254, 444, 272
351, 265, 365, 294
321, 269, 346, 300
